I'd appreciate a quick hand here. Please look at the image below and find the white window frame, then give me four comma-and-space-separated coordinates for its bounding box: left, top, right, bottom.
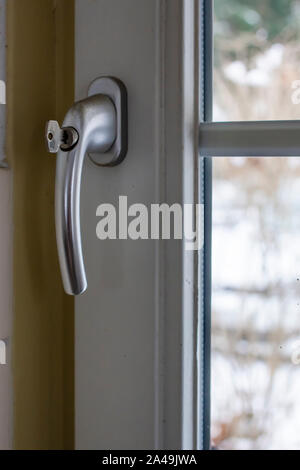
74, 0, 211, 450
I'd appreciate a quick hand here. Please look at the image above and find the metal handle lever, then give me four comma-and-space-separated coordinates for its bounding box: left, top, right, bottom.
46, 77, 128, 295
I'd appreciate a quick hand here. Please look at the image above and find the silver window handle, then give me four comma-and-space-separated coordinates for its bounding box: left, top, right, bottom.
46, 77, 127, 295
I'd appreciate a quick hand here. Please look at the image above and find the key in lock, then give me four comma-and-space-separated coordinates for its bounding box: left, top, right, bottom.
45, 120, 79, 153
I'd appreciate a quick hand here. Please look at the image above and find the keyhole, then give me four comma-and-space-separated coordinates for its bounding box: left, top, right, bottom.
60, 127, 79, 150
62, 129, 71, 145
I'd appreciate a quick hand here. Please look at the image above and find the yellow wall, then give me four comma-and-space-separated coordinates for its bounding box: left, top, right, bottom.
7, 0, 75, 449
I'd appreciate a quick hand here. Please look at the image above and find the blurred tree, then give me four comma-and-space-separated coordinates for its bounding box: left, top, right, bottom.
215, 0, 300, 38
215, 0, 300, 63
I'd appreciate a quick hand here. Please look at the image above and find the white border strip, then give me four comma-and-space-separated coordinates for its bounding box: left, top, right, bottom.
182, 0, 201, 449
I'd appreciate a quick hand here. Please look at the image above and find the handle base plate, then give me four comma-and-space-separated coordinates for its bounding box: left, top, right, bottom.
88, 76, 128, 167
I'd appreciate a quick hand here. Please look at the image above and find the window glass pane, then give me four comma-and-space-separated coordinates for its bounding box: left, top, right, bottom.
214, 0, 300, 121
211, 156, 300, 450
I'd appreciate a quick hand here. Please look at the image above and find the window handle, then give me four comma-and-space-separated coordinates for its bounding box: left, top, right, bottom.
46, 77, 127, 295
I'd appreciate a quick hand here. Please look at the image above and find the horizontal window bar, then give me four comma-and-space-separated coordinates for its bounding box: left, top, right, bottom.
199, 121, 300, 157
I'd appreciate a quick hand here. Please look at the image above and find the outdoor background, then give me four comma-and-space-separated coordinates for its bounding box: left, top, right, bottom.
212, 0, 300, 450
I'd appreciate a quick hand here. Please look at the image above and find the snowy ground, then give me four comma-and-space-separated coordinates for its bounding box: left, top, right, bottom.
211, 166, 300, 449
